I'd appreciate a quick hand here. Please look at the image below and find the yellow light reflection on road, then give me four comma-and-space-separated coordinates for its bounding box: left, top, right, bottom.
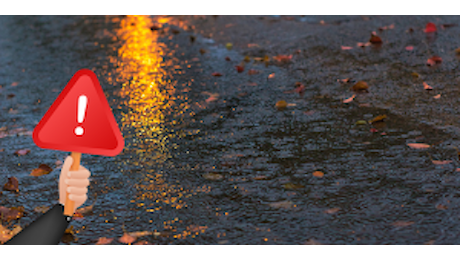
108, 15, 209, 240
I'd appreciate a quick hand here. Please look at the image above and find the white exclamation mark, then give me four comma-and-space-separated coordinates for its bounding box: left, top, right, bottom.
74, 95, 88, 136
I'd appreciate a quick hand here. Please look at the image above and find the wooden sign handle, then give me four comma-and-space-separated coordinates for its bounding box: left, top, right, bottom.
64, 152, 81, 216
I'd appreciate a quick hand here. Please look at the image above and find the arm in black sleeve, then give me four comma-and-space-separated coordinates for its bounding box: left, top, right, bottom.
5, 204, 72, 245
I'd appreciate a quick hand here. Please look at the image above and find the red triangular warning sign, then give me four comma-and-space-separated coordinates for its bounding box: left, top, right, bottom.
33, 69, 124, 156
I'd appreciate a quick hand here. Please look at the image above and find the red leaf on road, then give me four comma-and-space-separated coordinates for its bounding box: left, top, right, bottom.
405, 46, 414, 51
3, 177, 18, 192
341, 46, 353, 50
273, 55, 292, 63
235, 65, 244, 73
211, 72, 222, 77
432, 160, 452, 165
369, 34, 383, 44
427, 56, 442, 66
425, 22, 437, 33
423, 82, 433, 90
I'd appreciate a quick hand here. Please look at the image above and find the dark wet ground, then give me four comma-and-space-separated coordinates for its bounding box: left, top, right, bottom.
1, 15, 460, 244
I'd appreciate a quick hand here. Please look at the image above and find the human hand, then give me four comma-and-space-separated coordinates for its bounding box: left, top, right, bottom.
59, 156, 91, 213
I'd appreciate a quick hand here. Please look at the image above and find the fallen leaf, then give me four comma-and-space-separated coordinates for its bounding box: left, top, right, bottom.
357, 42, 372, 47
0, 225, 13, 243
369, 34, 382, 44
433, 94, 441, 99
225, 23, 234, 28
235, 65, 244, 73
72, 212, 84, 220
30, 164, 53, 177
243, 56, 251, 62
423, 82, 433, 90
324, 208, 340, 214
273, 54, 292, 63
171, 29, 180, 35
14, 149, 30, 156
237, 92, 248, 97
427, 56, 442, 66
312, 171, 324, 178
269, 201, 293, 209
0, 206, 24, 222
119, 233, 136, 244
202, 173, 223, 181
369, 115, 387, 124
441, 23, 457, 29
211, 72, 222, 77
248, 69, 259, 75
7, 94, 15, 99
127, 231, 153, 238
303, 239, 322, 245
133, 240, 151, 245
64, 225, 74, 235
411, 72, 420, 78
425, 22, 437, 33
34, 205, 50, 213
205, 95, 219, 103
95, 237, 114, 245
432, 160, 452, 165
225, 56, 231, 61
341, 46, 353, 50
391, 221, 414, 227
343, 94, 355, 103
253, 175, 269, 180
436, 204, 448, 210
275, 100, 287, 110
337, 78, 352, 83
225, 43, 233, 50
351, 81, 369, 92
405, 45, 414, 51
303, 110, 315, 116
268, 73, 275, 79
199, 48, 207, 55
76, 200, 96, 215
355, 120, 367, 125
247, 43, 260, 48
3, 177, 19, 192
55, 160, 63, 166
11, 82, 18, 87
370, 128, 379, 133
282, 182, 304, 190
407, 143, 430, 149
455, 48, 460, 55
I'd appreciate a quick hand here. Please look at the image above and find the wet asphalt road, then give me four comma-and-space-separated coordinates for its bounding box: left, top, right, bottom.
1, 15, 460, 244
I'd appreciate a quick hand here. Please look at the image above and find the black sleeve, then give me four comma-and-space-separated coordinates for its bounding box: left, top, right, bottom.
5, 204, 72, 245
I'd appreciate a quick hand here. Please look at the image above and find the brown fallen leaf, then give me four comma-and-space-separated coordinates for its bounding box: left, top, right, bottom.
268, 73, 275, 79
436, 204, 448, 210
243, 55, 251, 62
407, 143, 430, 149
127, 231, 153, 238
235, 65, 244, 73
119, 233, 136, 244
34, 205, 50, 213
432, 160, 452, 165
211, 72, 222, 77
95, 237, 114, 245
14, 149, 30, 156
253, 175, 269, 180
133, 240, 151, 245
269, 201, 294, 209
199, 48, 207, 55
433, 94, 441, 99
275, 100, 287, 110
30, 164, 53, 177
273, 54, 292, 63
225, 56, 231, 61
411, 72, 420, 78
11, 82, 19, 87
313, 171, 324, 178
282, 182, 305, 190
337, 78, 352, 83
369, 34, 383, 44
343, 95, 355, 103
202, 173, 223, 181
76, 200, 96, 215
247, 69, 259, 75
3, 177, 19, 192
351, 81, 369, 92
247, 43, 259, 48
391, 221, 414, 227
369, 115, 387, 124
324, 208, 340, 214
0, 206, 24, 222
455, 48, 460, 55
427, 56, 442, 66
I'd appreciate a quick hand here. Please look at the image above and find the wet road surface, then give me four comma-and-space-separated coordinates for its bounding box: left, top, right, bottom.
1, 15, 460, 244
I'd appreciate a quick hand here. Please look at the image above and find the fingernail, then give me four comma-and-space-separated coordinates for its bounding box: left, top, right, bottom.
65, 180, 69, 184
67, 187, 71, 193
67, 172, 71, 178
